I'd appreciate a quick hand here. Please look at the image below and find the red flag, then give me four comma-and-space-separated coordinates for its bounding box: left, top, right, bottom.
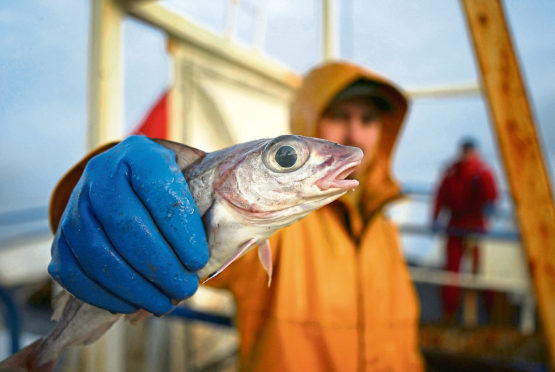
131, 91, 169, 139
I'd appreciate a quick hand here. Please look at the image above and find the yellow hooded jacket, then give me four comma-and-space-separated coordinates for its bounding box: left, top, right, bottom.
49, 62, 422, 371
207, 62, 423, 371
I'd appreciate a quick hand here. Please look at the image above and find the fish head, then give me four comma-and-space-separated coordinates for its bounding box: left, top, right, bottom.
215, 135, 363, 225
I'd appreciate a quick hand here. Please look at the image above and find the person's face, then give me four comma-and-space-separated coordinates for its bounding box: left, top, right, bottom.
318, 96, 382, 172
461, 147, 476, 161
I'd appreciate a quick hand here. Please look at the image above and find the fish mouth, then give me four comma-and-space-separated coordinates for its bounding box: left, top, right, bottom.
315, 159, 361, 191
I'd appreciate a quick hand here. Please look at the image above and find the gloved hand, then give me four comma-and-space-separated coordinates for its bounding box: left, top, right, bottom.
48, 136, 209, 315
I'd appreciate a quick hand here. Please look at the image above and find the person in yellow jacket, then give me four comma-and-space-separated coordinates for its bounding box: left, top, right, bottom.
48, 61, 423, 371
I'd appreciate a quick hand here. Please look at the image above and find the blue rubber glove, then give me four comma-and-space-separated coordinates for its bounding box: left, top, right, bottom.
48, 136, 209, 315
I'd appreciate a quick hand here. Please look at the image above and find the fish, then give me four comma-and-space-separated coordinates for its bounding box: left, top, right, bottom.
0, 134, 362, 371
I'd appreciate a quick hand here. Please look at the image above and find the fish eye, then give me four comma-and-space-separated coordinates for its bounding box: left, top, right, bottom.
275, 146, 297, 168
262, 135, 309, 173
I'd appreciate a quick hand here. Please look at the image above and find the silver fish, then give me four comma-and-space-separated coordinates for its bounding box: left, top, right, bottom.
0, 135, 362, 371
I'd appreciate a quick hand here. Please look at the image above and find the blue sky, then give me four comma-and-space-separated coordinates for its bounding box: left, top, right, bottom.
1, 0, 554, 219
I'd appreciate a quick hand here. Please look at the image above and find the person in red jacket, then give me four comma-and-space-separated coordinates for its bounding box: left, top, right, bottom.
432, 138, 498, 321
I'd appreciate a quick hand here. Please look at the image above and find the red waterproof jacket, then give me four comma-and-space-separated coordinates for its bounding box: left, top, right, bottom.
433, 154, 497, 230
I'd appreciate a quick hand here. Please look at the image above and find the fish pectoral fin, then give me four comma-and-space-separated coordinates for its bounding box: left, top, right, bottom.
151, 138, 206, 170
202, 238, 257, 284
258, 239, 273, 287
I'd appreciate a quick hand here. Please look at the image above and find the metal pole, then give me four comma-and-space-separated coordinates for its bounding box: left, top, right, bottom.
224, 0, 239, 40
84, 1, 125, 371
322, 0, 338, 60
88, 0, 123, 149
0, 287, 20, 355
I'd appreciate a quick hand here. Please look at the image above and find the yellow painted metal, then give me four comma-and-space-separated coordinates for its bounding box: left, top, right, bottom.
406, 82, 481, 99
124, 2, 301, 91
87, 0, 123, 149
167, 38, 189, 143
461, 0, 555, 367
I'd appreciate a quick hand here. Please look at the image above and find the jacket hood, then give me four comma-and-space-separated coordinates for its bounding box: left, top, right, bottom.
290, 61, 409, 217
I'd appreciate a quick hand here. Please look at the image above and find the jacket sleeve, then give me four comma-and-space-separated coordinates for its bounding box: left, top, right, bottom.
432, 175, 448, 222
49, 142, 119, 233
480, 167, 498, 203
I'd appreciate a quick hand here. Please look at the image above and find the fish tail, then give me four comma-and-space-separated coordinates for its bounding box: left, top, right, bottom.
0, 338, 57, 372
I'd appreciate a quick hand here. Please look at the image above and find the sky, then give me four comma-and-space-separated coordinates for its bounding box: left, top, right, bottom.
0, 0, 554, 238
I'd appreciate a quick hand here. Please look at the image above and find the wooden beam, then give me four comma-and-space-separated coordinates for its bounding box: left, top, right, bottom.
461, 0, 555, 367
